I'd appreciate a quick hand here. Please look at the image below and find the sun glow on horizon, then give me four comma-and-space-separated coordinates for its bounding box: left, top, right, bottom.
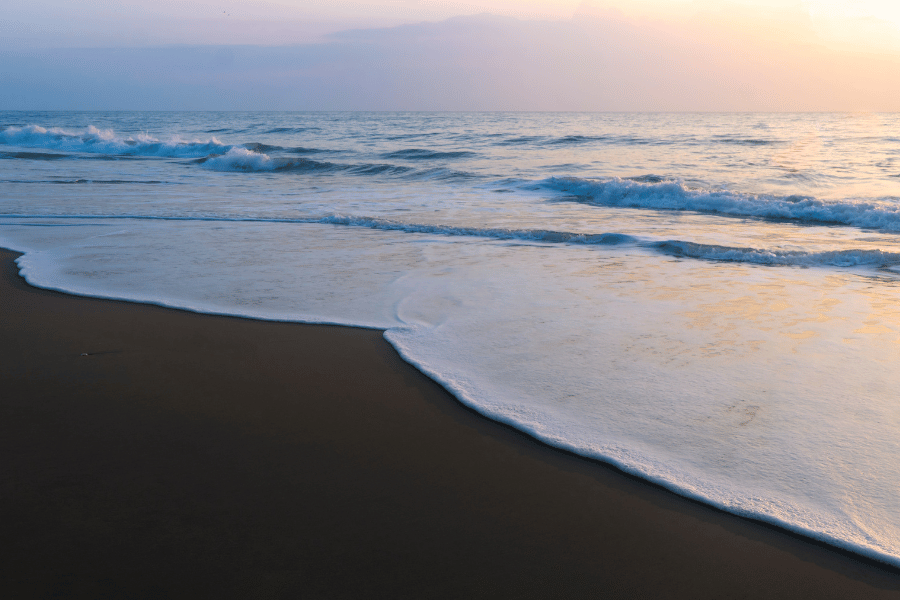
3, 0, 900, 111
574, 0, 900, 54
4, 0, 900, 56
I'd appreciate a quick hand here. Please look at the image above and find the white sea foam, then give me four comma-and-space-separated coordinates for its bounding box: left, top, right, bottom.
9, 218, 899, 566
199, 147, 279, 171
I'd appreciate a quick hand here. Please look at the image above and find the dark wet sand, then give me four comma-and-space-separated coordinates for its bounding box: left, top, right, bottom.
2, 247, 899, 599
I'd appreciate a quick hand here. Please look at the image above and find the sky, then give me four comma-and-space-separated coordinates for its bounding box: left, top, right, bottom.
2, 0, 900, 111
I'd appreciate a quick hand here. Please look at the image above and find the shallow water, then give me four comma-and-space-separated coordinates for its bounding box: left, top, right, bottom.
2, 111, 900, 565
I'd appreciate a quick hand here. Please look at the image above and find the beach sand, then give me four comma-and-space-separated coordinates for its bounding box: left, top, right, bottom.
2, 247, 899, 599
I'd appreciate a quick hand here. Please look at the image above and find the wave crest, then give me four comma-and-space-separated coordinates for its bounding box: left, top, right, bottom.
1, 124, 228, 158
542, 177, 900, 232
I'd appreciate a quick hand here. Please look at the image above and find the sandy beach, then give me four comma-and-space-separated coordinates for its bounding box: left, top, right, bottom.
1, 246, 899, 599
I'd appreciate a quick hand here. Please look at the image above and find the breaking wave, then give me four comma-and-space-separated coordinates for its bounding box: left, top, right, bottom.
194, 147, 413, 175
542, 177, 900, 232
0, 125, 228, 158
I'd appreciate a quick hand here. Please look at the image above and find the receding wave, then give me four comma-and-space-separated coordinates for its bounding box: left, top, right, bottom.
541, 176, 900, 232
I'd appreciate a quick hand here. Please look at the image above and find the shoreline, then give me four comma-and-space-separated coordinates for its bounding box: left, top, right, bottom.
2, 245, 899, 598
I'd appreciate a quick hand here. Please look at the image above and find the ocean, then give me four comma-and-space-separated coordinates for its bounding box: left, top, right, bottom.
2, 111, 899, 566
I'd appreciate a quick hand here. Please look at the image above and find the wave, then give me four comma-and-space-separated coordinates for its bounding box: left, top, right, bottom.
241, 142, 284, 153
0, 125, 229, 159
313, 216, 639, 245
625, 174, 666, 184
549, 134, 607, 145
501, 134, 752, 148
195, 147, 476, 179
1, 150, 72, 160
5, 210, 897, 270
381, 132, 441, 141
498, 135, 546, 146
292, 217, 900, 268
0, 150, 145, 162
0, 179, 167, 185
1, 125, 465, 180
262, 126, 316, 134
382, 148, 476, 160
712, 136, 777, 146
541, 177, 900, 232
196, 148, 341, 173
349, 163, 413, 176
287, 146, 342, 155
652, 241, 900, 268
550, 134, 665, 146
403, 167, 477, 181
0, 212, 639, 246
195, 147, 413, 175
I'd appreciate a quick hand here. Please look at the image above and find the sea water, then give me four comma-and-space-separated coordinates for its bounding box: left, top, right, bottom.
2, 111, 900, 565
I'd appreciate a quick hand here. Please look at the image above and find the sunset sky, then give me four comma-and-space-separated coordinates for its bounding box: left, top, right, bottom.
3, 0, 899, 110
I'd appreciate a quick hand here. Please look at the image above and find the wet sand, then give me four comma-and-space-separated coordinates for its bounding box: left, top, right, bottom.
1, 247, 899, 599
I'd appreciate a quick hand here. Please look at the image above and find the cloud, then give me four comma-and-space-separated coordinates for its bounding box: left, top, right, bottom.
2, 13, 899, 111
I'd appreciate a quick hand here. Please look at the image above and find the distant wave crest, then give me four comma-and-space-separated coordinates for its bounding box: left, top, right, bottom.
0, 124, 228, 158
0, 125, 475, 180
